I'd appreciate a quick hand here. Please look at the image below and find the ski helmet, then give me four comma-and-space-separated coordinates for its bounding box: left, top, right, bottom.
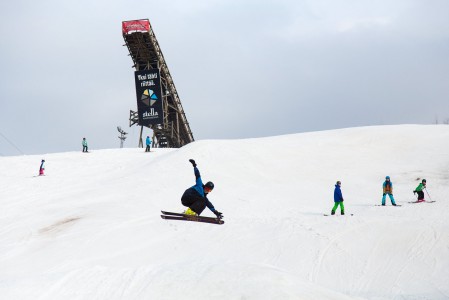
422, 179, 426, 183
204, 181, 214, 190
386, 176, 390, 180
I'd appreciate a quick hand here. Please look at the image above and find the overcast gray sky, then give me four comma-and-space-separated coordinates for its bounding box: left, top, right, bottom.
1, 0, 448, 156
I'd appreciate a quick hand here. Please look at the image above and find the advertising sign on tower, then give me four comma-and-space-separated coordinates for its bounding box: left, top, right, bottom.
122, 19, 150, 34
134, 69, 164, 126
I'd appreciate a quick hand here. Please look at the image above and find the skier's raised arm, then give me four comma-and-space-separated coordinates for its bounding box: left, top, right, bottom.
189, 159, 204, 194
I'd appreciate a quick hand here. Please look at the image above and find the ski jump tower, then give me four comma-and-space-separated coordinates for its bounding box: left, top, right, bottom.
122, 19, 194, 148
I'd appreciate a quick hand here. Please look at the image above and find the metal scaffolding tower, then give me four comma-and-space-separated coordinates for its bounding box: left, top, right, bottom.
122, 19, 194, 148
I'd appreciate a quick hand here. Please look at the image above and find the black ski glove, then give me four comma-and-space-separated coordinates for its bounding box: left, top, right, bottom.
413, 190, 416, 194
189, 159, 197, 167
213, 211, 223, 219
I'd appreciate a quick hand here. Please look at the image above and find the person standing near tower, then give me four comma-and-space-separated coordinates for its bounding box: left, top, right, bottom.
145, 136, 152, 152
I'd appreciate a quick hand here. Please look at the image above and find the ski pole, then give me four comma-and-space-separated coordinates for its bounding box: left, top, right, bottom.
413, 189, 418, 200
424, 188, 433, 201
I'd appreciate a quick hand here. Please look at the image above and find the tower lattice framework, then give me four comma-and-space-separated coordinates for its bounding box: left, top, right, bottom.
123, 19, 194, 148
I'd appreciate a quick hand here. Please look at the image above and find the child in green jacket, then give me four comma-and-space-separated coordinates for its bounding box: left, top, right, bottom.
414, 179, 426, 202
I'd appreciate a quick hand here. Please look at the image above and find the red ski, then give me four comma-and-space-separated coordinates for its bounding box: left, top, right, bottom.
408, 200, 436, 203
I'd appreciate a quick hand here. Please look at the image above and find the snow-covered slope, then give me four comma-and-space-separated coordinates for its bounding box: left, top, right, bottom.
1, 125, 449, 299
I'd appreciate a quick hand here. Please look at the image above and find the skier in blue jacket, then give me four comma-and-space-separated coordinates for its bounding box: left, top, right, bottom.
331, 181, 345, 215
181, 159, 223, 218
145, 136, 152, 152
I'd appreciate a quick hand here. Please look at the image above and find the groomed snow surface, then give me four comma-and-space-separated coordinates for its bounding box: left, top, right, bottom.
1, 125, 449, 300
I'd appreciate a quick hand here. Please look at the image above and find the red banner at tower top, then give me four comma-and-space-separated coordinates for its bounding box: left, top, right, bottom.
122, 19, 150, 34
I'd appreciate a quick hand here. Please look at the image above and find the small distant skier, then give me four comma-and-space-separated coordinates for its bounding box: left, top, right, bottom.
145, 136, 152, 152
82, 137, 88, 153
331, 181, 345, 215
414, 179, 427, 202
382, 176, 397, 206
181, 159, 223, 219
39, 159, 45, 176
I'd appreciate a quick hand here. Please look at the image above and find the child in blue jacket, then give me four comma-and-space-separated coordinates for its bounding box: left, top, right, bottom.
331, 181, 345, 215
145, 136, 151, 152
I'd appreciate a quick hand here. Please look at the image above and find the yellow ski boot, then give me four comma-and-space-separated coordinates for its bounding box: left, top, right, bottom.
183, 207, 198, 216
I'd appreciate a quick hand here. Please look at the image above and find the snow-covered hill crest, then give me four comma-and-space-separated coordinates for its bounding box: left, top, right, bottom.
1, 125, 449, 299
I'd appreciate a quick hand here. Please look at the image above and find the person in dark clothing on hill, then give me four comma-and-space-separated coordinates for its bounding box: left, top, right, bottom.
39, 159, 45, 176
181, 159, 223, 219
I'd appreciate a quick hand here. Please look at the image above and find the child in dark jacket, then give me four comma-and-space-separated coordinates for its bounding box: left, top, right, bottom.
39, 159, 45, 176
331, 181, 344, 215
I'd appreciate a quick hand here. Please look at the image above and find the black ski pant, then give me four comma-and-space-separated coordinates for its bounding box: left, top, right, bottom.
417, 191, 424, 200
145, 145, 151, 152
83, 146, 88, 152
181, 189, 206, 215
